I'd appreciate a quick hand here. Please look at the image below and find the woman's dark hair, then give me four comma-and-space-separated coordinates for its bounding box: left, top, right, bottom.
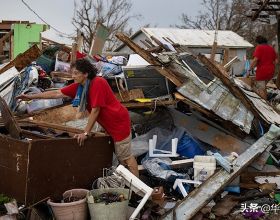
255, 35, 268, 44
70, 58, 97, 80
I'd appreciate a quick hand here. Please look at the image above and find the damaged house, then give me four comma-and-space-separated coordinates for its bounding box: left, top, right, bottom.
115, 28, 253, 63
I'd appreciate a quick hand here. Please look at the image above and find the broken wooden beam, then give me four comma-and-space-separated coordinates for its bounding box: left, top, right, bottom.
115, 33, 183, 86
163, 124, 280, 220
0, 44, 41, 74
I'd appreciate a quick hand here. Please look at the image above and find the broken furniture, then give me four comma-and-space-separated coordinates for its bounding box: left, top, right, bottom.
173, 179, 202, 197
149, 135, 179, 157
0, 96, 114, 205
114, 165, 153, 220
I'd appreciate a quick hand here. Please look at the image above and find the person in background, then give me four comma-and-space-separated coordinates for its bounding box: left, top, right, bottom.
16, 58, 139, 177
249, 35, 277, 99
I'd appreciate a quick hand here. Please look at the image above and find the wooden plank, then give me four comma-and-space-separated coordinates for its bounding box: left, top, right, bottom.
163, 125, 280, 220
198, 54, 267, 126
50, 71, 73, 80
123, 99, 176, 108
115, 89, 145, 102
115, 33, 183, 86
0, 44, 41, 74
238, 86, 280, 125
140, 39, 152, 48
21, 119, 106, 137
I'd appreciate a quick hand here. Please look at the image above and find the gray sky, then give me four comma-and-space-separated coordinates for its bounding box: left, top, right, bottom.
0, 0, 203, 45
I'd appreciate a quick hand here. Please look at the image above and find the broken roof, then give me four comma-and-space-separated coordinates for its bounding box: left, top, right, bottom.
116, 33, 280, 136
115, 28, 253, 51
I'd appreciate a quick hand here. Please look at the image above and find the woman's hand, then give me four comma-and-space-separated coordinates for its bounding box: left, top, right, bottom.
74, 133, 88, 146
16, 94, 32, 101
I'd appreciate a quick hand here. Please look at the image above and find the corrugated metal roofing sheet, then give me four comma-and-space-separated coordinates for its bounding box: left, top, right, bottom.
141, 28, 253, 48
175, 54, 254, 133
178, 78, 254, 134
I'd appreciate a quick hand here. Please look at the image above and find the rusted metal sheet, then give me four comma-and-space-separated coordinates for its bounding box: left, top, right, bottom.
163, 124, 280, 220
0, 132, 114, 205
0, 44, 41, 74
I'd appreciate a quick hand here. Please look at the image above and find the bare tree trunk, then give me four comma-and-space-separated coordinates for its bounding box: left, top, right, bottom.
72, 0, 139, 53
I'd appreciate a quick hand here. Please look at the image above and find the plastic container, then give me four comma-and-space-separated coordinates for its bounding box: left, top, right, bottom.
87, 188, 130, 220
193, 156, 216, 187
177, 134, 205, 158
36, 54, 55, 73
47, 189, 89, 220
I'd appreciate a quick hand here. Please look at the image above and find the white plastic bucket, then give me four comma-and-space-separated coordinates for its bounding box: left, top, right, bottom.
193, 155, 216, 187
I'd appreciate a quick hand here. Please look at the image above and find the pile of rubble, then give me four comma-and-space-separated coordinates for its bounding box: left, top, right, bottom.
0, 32, 280, 220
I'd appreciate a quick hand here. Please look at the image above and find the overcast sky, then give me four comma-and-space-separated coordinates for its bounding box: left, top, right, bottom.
0, 0, 203, 45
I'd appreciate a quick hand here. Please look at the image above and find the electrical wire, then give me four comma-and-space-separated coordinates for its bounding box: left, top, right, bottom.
20, 0, 75, 38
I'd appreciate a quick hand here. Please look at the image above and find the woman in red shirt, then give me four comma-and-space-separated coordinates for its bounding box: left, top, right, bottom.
17, 58, 139, 177
249, 35, 277, 99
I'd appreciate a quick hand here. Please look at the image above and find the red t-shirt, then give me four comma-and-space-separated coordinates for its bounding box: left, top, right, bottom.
61, 77, 130, 142
253, 44, 277, 81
